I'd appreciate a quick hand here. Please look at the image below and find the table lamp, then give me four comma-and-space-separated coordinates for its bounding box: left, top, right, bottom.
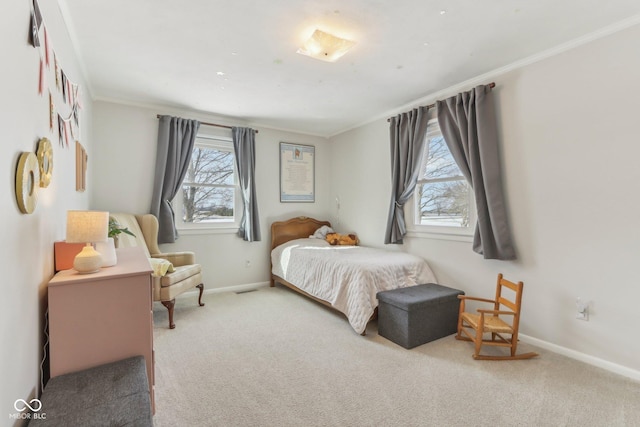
66, 210, 109, 274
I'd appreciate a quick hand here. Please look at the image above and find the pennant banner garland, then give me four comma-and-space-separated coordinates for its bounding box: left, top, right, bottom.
44, 26, 50, 67
54, 53, 60, 89
28, 0, 42, 48
49, 91, 54, 131
30, 0, 82, 148
56, 105, 80, 148
38, 58, 45, 95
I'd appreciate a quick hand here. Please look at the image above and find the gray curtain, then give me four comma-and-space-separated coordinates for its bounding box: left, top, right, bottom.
150, 116, 200, 243
436, 85, 515, 260
384, 106, 430, 244
232, 127, 261, 242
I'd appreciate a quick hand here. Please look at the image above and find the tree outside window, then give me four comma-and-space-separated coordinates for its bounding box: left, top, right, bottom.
181, 138, 236, 223
416, 121, 473, 229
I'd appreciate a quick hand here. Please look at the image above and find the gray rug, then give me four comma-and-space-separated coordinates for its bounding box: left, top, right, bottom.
151, 286, 640, 427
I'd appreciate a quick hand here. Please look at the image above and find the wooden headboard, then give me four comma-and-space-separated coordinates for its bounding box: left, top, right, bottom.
270, 216, 332, 250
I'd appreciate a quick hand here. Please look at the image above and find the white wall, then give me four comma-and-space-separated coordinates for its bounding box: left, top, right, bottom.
327, 119, 394, 243
91, 101, 332, 291
1, 1, 93, 423
330, 24, 640, 373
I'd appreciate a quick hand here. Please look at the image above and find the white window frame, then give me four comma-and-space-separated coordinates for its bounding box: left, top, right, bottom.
173, 134, 240, 235
407, 119, 476, 242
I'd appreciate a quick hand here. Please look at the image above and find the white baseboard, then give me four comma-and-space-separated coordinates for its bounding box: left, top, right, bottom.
519, 334, 640, 382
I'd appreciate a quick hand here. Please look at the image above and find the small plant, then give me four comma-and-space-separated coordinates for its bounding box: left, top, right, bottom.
108, 218, 135, 239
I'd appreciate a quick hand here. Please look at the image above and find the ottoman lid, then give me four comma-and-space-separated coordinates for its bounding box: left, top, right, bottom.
377, 283, 464, 310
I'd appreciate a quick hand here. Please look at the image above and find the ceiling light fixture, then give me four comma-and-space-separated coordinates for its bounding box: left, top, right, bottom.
297, 29, 356, 63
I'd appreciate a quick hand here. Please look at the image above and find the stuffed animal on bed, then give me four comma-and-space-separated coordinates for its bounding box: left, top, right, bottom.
325, 232, 359, 246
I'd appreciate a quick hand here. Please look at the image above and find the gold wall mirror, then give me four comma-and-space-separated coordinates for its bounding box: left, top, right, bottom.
37, 137, 53, 188
15, 152, 40, 214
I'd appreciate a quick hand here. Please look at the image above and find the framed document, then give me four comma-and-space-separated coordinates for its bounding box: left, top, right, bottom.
280, 142, 315, 202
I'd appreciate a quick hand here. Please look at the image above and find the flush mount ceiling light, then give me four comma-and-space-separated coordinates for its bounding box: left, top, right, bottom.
297, 29, 356, 62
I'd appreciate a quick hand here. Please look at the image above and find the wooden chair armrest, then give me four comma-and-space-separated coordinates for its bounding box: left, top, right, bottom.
458, 295, 496, 304
477, 309, 515, 316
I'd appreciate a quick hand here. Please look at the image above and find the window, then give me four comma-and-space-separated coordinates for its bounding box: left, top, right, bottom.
173, 134, 239, 231
414, 120, 475, 236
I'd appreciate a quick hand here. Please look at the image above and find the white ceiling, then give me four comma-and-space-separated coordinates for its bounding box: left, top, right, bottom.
59, 0, 640, 137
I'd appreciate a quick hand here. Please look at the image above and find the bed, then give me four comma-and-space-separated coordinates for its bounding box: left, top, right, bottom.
270, 217, 437, 334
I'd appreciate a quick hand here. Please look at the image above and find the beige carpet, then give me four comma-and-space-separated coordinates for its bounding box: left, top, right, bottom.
151, 286, 640, 427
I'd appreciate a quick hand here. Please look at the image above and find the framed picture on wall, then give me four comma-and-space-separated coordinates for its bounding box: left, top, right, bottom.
75, 141, 87, 192
280, 142, 315, 202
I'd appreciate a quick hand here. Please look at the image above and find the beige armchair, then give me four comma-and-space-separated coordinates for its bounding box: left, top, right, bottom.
110, 213, 204, 329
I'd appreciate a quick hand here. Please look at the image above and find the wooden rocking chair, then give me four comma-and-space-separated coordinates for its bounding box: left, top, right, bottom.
455, 274, 538, 360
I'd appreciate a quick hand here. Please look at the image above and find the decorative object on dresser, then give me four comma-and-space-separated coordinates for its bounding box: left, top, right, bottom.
455, 273, 539, 360
108, 217, 135, 246
47, 247, 156, 411
95, 217, 136, 268
65, 210, 109, 274
95, 237, 117, 267
110, 212, 204, 329
53, 241, 85, 272
270, 216, 437, 335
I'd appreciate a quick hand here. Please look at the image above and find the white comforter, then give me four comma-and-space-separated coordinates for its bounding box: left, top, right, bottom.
271, 238, 437, 334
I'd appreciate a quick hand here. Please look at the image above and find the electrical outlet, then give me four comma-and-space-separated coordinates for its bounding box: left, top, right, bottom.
576, 297, 589, 321
245, 260, 251, 268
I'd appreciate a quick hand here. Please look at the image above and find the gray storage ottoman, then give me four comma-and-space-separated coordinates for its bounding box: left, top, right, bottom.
377, 283, 464, 349
30, 356, 152, 426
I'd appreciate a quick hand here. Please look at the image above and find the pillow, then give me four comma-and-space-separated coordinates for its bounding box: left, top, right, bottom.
149, 258, 175, 277
309, 225, 334, 239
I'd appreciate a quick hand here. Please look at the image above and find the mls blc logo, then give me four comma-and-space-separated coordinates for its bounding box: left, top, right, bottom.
10, 398, 46, 420
14, 399, 42, 412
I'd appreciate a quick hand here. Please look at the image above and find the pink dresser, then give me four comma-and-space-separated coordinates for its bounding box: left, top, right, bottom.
48, 246, 155, 410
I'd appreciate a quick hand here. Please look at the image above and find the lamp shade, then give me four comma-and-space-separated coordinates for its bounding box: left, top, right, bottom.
66, 210, 109, 244
66, 211, 109, 274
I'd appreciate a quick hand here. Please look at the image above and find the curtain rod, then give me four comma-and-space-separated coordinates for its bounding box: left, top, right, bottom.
387, 82, 495, 122
156, 115, 258, 133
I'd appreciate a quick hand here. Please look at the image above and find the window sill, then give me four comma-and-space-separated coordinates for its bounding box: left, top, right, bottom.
176, 225, 239, 236
406, 228, 473, 243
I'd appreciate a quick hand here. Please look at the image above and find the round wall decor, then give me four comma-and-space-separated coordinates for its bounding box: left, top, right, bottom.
15, 152, 40, 214
36, 137, 53, 188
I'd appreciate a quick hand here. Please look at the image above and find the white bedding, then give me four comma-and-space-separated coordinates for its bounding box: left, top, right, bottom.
271, 238, 437, 334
